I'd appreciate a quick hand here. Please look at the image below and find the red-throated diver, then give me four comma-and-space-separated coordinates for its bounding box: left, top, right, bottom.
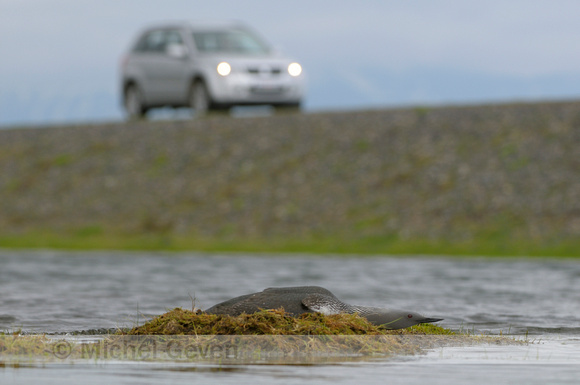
204, 286, 443, 330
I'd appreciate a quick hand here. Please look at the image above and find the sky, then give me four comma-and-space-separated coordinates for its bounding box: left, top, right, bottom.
2, 0, 580, 126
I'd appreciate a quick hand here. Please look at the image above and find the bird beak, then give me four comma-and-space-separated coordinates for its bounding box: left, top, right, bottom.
420, 317, 443, 324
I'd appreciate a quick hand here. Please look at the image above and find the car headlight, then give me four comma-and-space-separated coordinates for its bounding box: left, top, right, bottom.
217, 62, 231, 76
288, 62, 302, 77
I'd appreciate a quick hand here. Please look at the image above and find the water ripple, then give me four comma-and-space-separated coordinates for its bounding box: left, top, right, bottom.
0, 251, 578, 336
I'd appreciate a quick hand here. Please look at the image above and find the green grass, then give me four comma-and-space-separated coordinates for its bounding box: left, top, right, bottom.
1, 229, 579, 257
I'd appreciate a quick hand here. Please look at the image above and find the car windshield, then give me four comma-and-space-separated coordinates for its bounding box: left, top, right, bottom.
193, 29, 270, 55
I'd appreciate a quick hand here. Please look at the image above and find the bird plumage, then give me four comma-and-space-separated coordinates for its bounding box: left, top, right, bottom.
204, 286, 443, 330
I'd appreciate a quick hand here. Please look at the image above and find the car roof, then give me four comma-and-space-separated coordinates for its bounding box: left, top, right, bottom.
139, 20, 249, 33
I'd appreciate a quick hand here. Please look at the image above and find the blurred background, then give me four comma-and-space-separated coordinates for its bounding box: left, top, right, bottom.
2, 0, 580, 127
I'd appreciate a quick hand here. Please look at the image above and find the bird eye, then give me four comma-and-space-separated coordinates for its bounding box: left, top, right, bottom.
407, 314, 413, 318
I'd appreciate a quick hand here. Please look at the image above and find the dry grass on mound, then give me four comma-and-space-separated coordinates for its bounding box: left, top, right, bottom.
121, 308, 454, 336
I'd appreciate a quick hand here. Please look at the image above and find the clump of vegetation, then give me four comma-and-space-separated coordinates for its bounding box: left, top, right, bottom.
121, 307, 454, 336
107, 308, 453, 359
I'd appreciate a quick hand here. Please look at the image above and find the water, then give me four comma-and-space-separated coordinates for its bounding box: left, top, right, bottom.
1, 250, 580, 384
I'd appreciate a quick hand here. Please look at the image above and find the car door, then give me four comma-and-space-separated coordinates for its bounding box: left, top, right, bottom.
154, 29, 190, 104
134, 29, 190, 105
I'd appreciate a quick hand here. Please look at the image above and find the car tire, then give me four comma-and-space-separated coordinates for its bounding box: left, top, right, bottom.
189, 81, 212, 116
124, 84, 147, 119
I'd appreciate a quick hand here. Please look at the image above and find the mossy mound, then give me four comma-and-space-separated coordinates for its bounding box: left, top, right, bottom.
109, 308, 458, 360
122, 308, 454, 336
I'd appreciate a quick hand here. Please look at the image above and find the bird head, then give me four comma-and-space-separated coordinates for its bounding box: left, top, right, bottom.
362, 308, 443, 329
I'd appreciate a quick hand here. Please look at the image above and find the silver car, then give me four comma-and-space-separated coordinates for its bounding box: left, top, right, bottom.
120, 22, 305, 118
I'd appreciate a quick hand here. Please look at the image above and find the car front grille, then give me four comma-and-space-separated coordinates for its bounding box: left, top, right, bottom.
247, 67, 282, 76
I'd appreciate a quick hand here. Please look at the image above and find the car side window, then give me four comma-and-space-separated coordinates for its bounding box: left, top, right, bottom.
165, 30, 184, 46
134, 29, 184, 53
135, 30, 166, 53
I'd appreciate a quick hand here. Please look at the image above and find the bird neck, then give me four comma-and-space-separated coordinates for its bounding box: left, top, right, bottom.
347, 305, 386, 316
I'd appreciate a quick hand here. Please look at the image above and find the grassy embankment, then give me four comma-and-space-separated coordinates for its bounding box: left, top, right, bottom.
2, 100, 580, 256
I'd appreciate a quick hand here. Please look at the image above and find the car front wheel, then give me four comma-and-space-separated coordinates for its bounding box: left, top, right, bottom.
189, 81, 212, 116
124, 84, 146, 119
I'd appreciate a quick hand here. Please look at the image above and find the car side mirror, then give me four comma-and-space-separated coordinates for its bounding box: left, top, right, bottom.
166, 43, 188, 59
